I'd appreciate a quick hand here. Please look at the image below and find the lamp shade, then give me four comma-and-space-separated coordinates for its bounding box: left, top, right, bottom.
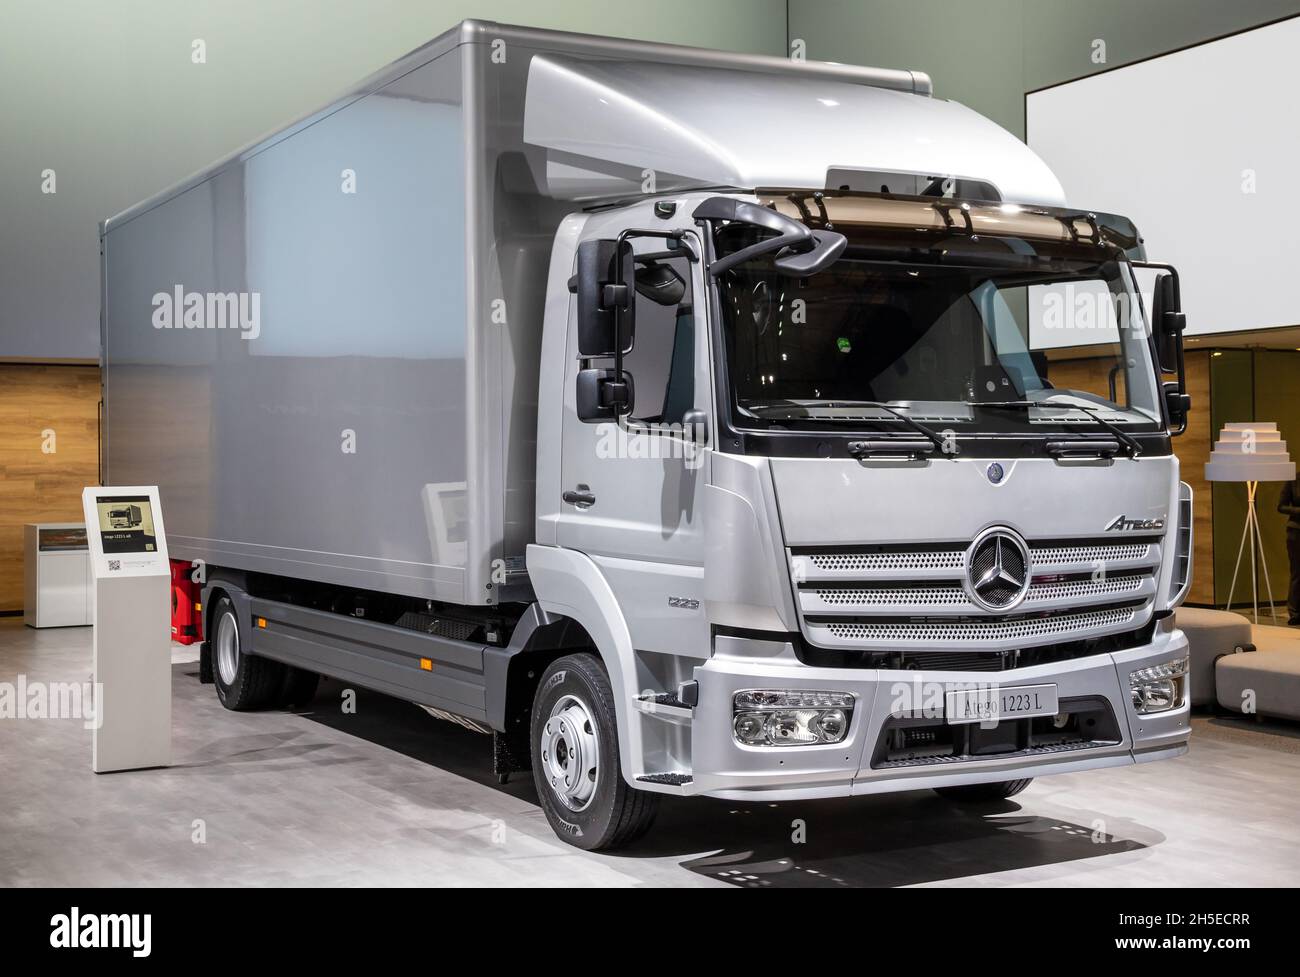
1204, 422, 1296, 482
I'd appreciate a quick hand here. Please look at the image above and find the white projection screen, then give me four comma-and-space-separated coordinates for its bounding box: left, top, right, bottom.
1027, 16, 1300, 339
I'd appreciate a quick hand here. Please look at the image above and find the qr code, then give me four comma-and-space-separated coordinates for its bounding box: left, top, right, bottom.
108, 560, 121, 571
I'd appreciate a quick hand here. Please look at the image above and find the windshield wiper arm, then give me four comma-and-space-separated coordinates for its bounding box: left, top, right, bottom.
976, 399, 1143, 458
843, 402, 957, 457
748, 399, 957, 457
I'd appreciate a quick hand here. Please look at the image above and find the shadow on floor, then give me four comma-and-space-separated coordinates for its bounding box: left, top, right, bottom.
283, 678, 1150, 887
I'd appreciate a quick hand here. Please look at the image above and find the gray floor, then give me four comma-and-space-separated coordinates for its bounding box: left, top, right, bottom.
2, 617, 1298, 888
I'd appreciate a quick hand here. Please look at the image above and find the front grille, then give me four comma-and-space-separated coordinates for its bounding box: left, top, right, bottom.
791, 535, 1162, 660
817, 606, 1137, 651
807, 550, 964, 573
804, 571, 1151, 616
792, 540, 1159, 581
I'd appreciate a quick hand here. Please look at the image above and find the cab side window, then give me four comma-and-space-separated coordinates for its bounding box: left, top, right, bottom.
623, 254, 694, 427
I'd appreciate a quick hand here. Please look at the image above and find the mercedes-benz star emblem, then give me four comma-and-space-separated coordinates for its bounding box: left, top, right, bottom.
963, 527, 1031, 612
987, 462, 1005, 484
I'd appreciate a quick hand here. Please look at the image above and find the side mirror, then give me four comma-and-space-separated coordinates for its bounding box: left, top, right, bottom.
1135, 260, 1190, 436
634, 261, 686, 306
576, 368, 634, 423
576, 239, 634, 356
1151, 272, 1186, 374
1164, 380, 1191, 432
682, 408, 710, 448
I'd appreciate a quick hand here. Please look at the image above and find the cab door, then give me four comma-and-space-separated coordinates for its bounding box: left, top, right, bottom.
555, 229, 711, 659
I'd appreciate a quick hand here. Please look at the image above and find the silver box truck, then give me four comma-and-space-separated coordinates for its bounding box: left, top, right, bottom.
102, 21, 1195, 849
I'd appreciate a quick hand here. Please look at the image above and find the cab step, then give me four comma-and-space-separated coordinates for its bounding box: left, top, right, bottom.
637, 772, 693, 787
633, 691, 693, 723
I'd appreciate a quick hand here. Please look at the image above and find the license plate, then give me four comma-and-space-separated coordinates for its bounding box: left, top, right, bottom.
945, 684, 1059, 725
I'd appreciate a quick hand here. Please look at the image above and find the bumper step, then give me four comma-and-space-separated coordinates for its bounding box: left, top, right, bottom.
875, 738, 1116, 769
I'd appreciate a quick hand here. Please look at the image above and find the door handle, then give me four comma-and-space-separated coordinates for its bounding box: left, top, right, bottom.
562, 485, 596, 509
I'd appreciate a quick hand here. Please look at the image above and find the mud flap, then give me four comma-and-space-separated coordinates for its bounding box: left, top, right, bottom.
198, 640, 213, 684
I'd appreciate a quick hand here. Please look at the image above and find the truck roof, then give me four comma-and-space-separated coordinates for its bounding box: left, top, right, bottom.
103, 20, 1062, 233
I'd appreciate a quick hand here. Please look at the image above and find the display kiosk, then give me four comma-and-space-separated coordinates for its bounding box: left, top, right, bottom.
81, 486, 172, 773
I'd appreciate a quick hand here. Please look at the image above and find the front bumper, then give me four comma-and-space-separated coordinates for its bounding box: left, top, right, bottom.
687, 626, 1190, 801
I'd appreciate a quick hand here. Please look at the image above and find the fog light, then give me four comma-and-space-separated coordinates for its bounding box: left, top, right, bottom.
732, 691, 854, 747
1129, 656, 1188, 714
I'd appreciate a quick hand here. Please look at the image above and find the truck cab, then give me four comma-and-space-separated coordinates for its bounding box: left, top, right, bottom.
527, 181, 1192, 842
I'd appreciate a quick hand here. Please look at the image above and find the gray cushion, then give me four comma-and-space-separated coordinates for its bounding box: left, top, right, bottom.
1216, 625, 1300, 721
1176, 607, 1253, 706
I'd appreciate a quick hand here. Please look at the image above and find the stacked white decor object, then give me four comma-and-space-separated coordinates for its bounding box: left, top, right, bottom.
1205, 422, 1296, 482
1204, 422, 1296, 623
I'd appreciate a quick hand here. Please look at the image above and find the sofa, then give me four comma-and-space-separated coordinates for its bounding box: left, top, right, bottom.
1215, 624, 1300, 722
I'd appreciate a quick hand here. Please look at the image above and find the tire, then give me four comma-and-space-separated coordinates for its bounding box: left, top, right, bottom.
210, 595, 283, 711
934, 778, 1033, 802
530, 653, 659, 851
278, 666, 320, 709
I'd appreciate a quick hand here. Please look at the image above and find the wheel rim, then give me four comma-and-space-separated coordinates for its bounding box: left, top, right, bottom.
215, 610, 240, 686
540, 694, 600, 812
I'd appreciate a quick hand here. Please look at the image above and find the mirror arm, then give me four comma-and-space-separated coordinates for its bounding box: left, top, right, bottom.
692, 197, 815, 276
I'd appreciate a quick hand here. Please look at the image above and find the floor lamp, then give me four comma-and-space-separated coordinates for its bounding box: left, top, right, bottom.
1205, 422, 1296, 624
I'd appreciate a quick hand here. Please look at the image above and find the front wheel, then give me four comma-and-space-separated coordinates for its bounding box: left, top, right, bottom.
529, 653, 659, 850
934, 778, 1033, 802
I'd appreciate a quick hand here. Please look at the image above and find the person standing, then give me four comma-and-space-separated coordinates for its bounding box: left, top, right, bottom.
1281, 478, 1300, 625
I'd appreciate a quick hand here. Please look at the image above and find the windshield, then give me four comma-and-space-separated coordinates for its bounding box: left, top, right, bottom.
713, 197, 1163, 437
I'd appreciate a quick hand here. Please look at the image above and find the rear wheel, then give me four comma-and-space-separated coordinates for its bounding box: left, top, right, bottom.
934, 778, 1033, 802
211, 595, 283, 711
530, 653, 659, 850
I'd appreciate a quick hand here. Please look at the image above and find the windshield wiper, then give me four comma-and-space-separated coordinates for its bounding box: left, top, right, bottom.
849, 402, 956, 456
748, 399, 957, 457
976, 399, 1143, 458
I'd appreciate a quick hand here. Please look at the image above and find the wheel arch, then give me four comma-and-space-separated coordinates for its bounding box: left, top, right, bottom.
512, 545, 646, 783
200, 568, 253, 643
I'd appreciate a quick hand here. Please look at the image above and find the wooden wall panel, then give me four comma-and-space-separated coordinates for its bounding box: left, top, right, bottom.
0, 364, 100, 612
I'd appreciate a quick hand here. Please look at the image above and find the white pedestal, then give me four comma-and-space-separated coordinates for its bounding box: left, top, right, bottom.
82, 486, 172, 774
92, 574, 172, 772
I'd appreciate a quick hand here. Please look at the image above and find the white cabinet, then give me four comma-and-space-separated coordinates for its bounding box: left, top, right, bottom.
23, 523, 93, 628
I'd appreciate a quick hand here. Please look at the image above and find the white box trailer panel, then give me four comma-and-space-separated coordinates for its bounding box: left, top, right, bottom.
103, 31, 513, 605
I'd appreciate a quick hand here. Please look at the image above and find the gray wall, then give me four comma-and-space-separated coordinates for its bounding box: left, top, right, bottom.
10, 0, 1300, 359
0, 0, 784, 361
788, 0, 1300, 137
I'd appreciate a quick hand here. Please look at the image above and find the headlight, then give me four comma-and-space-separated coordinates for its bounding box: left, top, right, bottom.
1129, 656, 1188, 714
732, 691, 854, 747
